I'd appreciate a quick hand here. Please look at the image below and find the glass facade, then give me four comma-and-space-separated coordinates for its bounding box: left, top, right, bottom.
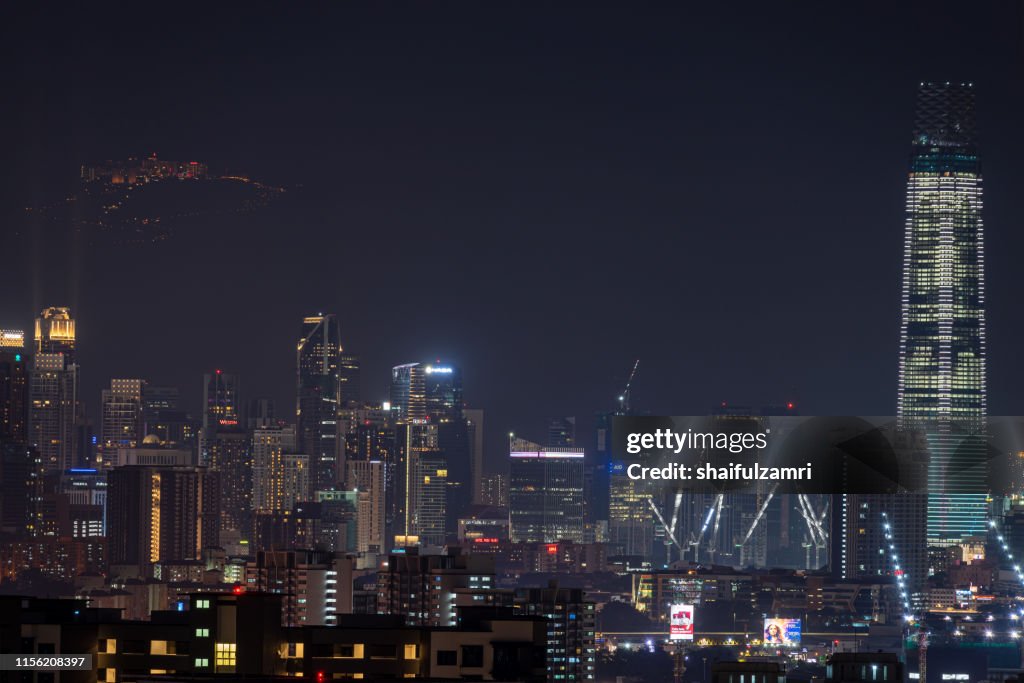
897, 82, 987, 544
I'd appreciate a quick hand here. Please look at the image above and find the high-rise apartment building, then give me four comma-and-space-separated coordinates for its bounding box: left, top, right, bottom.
377, 548, 499, 627
346, 458, 385, 553
252, 425, 307, 514
206, 426, 253, 544
514, 583, 596, 683
107, 464, 220, 577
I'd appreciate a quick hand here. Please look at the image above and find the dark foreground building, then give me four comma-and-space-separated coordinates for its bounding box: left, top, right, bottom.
0, 591, 547, 683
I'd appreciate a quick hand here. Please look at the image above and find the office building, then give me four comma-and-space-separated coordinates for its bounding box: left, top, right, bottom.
141, 384, 195, 449
509, 438, 585, 544
200, 370, 239, 464
0, 333, 29, 442
61, 467, 107, 537
390, 362, 463, 422
339, 352, 361, 405
393, 420, 447, 547
30, 307, 81, 472
547, 416, 576, 448
479, 472, 509, 508
466, 407, 485, 505
297, 314, 343, 494
100, 378, 145, 454
897, 82, 987, 545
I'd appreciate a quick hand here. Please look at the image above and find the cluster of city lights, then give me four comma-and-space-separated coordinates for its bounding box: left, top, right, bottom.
988, 518, 1024, 622
880, 512, 914, 621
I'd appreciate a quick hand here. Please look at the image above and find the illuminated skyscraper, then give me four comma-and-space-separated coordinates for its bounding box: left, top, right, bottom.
30, 308, 80, 471
0, 332, 29, 442
297, 314, 343, 495
34, 308, 76, 360
207, 426, 252, 546
509, 438, 585, 544
897, 82, 987, 545
100, 379, 145, 453
391, 362, 469, 537
252, 424, 306, 513
392, 420, 448, 547
0, 334, 32, 537
346, 458, 385, 553
200, 370, 239, 464
338, 353, 361, 405
107, 464, 220, 577
390, 362, 463, 422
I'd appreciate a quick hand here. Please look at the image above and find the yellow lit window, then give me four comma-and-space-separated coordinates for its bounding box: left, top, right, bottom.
215, 643, 236, 669
404, 644, 418, 659
150, 640, 172, 655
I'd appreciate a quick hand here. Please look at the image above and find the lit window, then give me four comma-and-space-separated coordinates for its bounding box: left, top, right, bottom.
195, 628, 210, 637
195, 658, 209, 668
215, 643, 236, 669
196, 599, 211, 609
404, 644, 418, 659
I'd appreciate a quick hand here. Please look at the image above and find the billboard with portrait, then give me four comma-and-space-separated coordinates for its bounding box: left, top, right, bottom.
763, 618, 801, 646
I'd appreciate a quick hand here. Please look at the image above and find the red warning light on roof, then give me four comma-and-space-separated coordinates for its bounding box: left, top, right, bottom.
546, 544, 558, 555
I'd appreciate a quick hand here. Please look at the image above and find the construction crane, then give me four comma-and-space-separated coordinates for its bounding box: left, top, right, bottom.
618, 359, 640, 414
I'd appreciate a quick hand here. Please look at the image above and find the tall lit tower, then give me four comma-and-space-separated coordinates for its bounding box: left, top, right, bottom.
200, 370, 239, 464
30, 307, 80, 471
297, 314, 343, 495
897, 82, 987, 545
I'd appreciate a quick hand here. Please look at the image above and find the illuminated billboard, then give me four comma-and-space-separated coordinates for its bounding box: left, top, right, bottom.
669, 604, 694, 641
763, 618, 800, 647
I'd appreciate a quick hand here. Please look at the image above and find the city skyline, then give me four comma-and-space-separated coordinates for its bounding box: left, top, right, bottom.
5, 4, 1024, 459
5, 5, 1024, 683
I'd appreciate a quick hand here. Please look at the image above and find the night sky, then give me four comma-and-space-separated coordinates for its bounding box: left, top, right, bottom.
2, 3, 1024, 470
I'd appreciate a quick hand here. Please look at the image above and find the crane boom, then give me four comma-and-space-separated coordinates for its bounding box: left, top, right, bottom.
618, 359, 640, 413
